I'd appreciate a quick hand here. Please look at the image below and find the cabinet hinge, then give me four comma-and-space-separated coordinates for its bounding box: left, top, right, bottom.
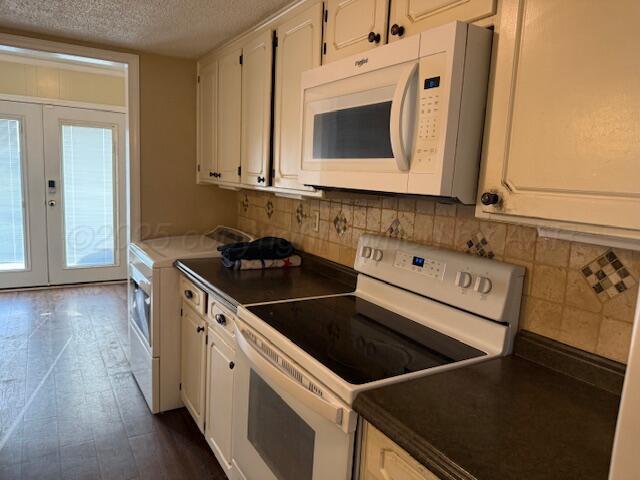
197, 164, 200, 172
271, 168, 275, 179
323, 42, 327, 55
205, 334, 208, 345
274, 34, 278, 48
179, 383, 182, 391
180, 308, 183, 316
197, 75, 200, 84
239, 54, 243, 65
324, 9, 328, 22
237, 166, 242, 176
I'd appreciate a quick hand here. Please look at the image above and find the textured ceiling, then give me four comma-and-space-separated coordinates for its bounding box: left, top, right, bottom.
0, 0, 291, 58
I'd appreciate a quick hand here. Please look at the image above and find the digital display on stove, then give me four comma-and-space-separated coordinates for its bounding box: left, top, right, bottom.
412, 256, 425, 268
424, 76, 440, 89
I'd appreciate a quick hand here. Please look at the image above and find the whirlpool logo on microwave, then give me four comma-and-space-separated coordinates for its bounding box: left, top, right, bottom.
354, 57, 368, 67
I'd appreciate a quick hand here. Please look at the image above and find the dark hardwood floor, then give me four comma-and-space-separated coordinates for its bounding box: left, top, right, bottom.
0, 284, 227, 480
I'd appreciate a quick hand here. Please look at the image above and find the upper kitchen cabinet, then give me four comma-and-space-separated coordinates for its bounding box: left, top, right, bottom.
273, 2, 323, 191
196, 48, 242, 186
216, 47, 243, 184
478, 0, 640, 241
241, 29, 273, 187
323, 0, 389, 63
196, 59, 217, 183
387, 0, 496, 41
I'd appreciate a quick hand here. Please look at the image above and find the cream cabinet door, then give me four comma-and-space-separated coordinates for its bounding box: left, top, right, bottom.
323, 0, 389, 63
360, 423, 440, 480
273, 3, 323, 190
217, 47, 243, 184
196, 59, 218, 183
180, 303, 207, 432
241, 30, 273, 187
204, 327, 235, 469
388, 0, 496, 42
478, 0, 640, 239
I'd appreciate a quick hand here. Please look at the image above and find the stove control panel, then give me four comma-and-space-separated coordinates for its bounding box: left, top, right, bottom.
394, 251, 445, 279
355, 234, 525, 324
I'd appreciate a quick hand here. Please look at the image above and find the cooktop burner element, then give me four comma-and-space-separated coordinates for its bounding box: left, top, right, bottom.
247, 295, 485, 384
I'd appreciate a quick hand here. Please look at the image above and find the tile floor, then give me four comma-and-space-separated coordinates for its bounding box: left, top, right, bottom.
0, 284, 226, 480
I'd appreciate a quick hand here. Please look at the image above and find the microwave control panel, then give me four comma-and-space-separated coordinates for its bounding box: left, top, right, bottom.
413, 52, 447, 174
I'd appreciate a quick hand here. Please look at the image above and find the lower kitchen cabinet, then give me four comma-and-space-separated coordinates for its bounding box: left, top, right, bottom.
360, 422, 439, 480
180, 302, 208, 432
204, 326, 236, 471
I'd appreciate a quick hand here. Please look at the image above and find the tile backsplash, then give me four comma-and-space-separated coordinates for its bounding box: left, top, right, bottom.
236, 190, 639, 364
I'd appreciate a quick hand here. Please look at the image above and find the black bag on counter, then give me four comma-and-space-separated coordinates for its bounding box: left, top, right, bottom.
217, 237, 294, 261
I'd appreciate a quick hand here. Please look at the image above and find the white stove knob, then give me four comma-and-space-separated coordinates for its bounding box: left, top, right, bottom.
372, 249, 384, 262
474, 276, 492, 294
455, 271, 472, 288
361, 246, 372, 258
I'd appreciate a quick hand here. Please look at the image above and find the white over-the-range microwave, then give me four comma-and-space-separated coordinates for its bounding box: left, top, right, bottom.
299, 22, 492, 204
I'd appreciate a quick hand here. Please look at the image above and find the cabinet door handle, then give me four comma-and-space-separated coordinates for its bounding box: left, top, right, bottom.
367, 31, 381, 43
215, 313, 227, 326
209, 171, 215, 177
197, 325, 205, 333
184, 289, 194, 299
229, 361, 235, 370
257, 176, 266, 183
390, 24, 405, 37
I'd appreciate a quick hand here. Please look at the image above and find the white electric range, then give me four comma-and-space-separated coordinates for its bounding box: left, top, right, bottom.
128, 226, 253, 413
231, 234, 524, 480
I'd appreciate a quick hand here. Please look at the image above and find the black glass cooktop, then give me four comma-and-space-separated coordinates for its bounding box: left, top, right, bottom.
247, 295, 486, 385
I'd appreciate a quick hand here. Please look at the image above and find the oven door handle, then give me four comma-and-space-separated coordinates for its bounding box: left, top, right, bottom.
390, 61, 418, 172
235, 324, 353, 433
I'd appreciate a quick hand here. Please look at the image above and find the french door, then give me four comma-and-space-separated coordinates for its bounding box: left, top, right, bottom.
0, 101, 127, 288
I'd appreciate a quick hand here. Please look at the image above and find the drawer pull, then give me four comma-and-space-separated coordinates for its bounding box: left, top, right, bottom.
229, 361, 235, 370
184, 289, 194, 299
197, 325, 205, 333
215, 313, 227, 326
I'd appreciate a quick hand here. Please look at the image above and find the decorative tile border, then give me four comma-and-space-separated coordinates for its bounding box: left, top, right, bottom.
386, 218, 405, 238
582, 249, 636, 300
465, 232, 495, 259
295, 203, 307, 225
265, 200, 274, 219
333, 211, 348, 236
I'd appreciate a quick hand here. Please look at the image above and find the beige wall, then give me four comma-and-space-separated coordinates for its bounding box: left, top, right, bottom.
137, 53, 237, 239
0, 27, 237, 239
237, 190, 639, 364
0, 58, 126, 106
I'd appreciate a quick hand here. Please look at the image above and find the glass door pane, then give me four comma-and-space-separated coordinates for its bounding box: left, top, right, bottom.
61, 124, 115, 268
0, 118, 26, 271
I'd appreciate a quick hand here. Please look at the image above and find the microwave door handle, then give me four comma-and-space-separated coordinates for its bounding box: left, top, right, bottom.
390, 62, 418, 172
235, 324, 354, 433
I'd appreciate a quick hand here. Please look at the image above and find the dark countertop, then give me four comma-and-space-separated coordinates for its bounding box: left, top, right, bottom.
354, 332, 624, 480
174, 252, 356, 311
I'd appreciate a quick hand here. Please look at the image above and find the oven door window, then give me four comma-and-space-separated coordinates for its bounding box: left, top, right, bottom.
130, 279, 151, 347
312, 101, 393, 159
248, 370, 315, 480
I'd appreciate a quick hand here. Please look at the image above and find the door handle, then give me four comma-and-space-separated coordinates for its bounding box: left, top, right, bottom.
184, 289, 194, 299
47, 200, 56, 207
257, 176, 266, 184
197, 325, 205, 333
390, 62, 418, 171
367, 32, 381, 44
390, 24, 405, 37
215, 314, 227, 326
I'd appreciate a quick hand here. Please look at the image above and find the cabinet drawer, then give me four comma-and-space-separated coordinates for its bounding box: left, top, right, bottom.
179, 276, 206, 316
361, 423, 439, 480
207, 300, 235, 343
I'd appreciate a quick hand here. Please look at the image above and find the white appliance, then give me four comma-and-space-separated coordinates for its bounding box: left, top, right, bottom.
231, 234, 524, 480
299, 21, 492, 203
128, 226, 253, 413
